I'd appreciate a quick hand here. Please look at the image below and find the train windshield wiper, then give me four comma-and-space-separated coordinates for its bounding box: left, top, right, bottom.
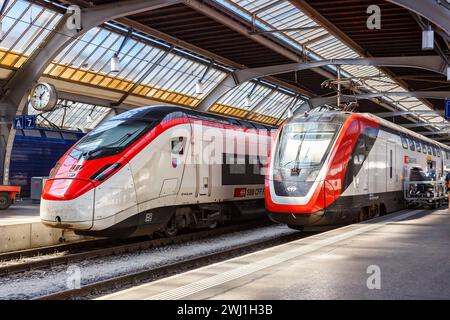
85, 128, 142, 157
291, 133, 307, 175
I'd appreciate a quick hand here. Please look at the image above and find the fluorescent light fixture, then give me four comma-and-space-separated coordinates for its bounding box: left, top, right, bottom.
422, 26, 434, 50
0, 22, 4, 41
287, 108, 294, 118
195, 81, 204, 95
110, 54, 120, 73
245, 95, 252, 108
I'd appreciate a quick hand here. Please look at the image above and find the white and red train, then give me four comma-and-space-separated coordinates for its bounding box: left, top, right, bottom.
41, 105, 450, 237
40, 106, 272, 237
266, 111, 450, 229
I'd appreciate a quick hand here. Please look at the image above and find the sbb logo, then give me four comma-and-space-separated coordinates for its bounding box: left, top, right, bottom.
234, 188, 247, 198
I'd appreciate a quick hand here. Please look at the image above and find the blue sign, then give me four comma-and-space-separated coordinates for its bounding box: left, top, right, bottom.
13, 116, 24, 129
13, 115, 37, 129
24, 115, 36, 129
446, 99, 450, 120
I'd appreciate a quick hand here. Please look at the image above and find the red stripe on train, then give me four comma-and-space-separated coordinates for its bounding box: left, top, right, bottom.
43, 117, 272, 201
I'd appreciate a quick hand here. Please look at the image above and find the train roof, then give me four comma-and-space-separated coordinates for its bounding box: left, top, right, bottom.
114, 105, 276, 131
290, 111, 450, 151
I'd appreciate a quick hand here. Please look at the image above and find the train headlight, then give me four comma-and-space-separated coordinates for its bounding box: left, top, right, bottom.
90, 163, 122, 181
49, 163, 60, 178
306, 170, 319, 182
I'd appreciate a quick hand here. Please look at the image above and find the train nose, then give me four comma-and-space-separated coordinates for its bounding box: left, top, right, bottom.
40, 178, 95, 230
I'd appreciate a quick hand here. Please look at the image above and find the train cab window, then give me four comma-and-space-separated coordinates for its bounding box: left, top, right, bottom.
408, 138, 415, 151
171, 137, 185, 155
354, 138, 366, 165
401, 136, 408, 149
422, 143, 427, 154
415, 141, 421, 152
73, 118, 156, 159
427, 145, 432, 155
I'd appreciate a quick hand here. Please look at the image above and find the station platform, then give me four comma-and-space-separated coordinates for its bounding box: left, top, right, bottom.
0, 200, 87, 253
100, 208, 450, 300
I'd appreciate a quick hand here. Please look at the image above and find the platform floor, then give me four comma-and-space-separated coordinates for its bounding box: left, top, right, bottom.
0, 199, 40, 225
100, 208, 450, 300
0, 200, 88, 253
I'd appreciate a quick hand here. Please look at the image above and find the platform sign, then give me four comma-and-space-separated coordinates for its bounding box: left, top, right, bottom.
13, 115, 37, 129
445, 99, 450, 120
23, 115, 36, 129
13, 116, 24, 129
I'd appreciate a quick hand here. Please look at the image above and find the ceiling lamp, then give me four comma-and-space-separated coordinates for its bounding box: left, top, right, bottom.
0, 22, 4, 41
422, 25, 434, 50
245, 95, 252, 108
110, 54, 120, 73
195, 80, 204, 95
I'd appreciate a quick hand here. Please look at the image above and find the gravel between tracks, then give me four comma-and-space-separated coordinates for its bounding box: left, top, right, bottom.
0, 224, 297, 300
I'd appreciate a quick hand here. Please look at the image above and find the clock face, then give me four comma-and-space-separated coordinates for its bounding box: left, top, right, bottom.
30, 83, 57, 111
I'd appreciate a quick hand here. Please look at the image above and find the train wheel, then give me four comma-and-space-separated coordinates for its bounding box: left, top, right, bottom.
0, 192, 11, 210
208, 221, 218, 229
163, 218, 179, 237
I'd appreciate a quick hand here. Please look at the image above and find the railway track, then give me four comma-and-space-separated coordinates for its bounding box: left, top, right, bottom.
0, 219, 272, 275
35, 229, 312, 300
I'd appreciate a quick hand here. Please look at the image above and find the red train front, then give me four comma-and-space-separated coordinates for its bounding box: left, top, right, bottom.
266, 111, 384, 229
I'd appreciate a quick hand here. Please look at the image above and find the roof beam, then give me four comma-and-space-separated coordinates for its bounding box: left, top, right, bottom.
402, 123, 450, 128
386, 0, 450, 35
308, 91, 450, 109
376, 110, 444, 118
182, 0, 300, 63
197, 55, 448, 111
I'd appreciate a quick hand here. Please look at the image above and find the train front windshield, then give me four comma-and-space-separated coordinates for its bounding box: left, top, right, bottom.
272, 122, 340, 196
72, 118, 157, 159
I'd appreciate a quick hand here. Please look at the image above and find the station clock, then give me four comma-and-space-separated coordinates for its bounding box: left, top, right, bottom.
30, 82, 58, 112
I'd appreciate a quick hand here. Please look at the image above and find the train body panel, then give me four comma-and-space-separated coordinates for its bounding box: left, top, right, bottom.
266, 111, 450, 228
41, 106, 272, 237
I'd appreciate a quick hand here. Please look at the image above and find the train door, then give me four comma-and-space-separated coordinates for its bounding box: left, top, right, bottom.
161, 132, 190, 197
386, 142, 397, 192
195, 137, 213, 197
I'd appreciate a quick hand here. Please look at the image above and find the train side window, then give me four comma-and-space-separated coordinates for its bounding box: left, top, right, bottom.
422, 143, 427, 154
415, 140, 421, 152
354, 138, 366, 165
427, 145, 432, 155
171, 137, 185, 155
432, 146, 437, 156
437, 148, 441, 157
408, 138, 415, 151
401, 136, 408, 149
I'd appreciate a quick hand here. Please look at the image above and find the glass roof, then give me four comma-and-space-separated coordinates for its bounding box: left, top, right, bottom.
28, 100, 111, 131
0, 0, 303, 126
0, 0, 62, 68
222, 0, 445, 127
0, 0, 444, 129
